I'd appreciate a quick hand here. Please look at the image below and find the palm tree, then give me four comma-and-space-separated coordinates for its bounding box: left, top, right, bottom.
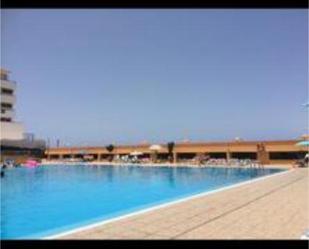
167, 142, 175, 163
106, 144, 114, 162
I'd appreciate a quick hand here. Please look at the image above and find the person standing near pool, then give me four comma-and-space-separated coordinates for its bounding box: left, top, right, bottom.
1, 164, 5, 177
304, 153, 309, 166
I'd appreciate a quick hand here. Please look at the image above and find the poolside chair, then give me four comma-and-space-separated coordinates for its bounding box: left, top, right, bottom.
295, 160, 306, 168
244, 159, 252, 167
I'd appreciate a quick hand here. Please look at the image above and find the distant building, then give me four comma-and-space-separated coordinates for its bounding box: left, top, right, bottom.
24, 132, 35, 142
0, 68, 45, 163
0, 68, 25, 140
45, 138, 307, 165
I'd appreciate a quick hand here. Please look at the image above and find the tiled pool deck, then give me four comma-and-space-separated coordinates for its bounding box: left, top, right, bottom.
56, 168, 308, 240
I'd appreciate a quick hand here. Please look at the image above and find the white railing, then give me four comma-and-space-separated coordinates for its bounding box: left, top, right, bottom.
0, 80, 17, 90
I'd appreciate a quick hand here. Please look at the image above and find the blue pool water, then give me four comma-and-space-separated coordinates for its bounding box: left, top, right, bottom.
0, 165, 283, 239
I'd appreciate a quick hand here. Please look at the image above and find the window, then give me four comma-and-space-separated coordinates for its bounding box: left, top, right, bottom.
1, 88, 14, 95
269, 152, 306, 160
177, 153, 196, 160
1, 117, 12, 122
208, 153, 226, 159
231, 152, 257, 160
1, 103, 13, 109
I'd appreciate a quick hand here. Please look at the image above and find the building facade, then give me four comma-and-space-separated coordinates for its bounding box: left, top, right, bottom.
0, 68, 25, 140
45, 138, 308, 165
0, 69, 46, 163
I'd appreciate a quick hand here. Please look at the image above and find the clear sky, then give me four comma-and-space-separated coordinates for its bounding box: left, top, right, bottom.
2, 10, 308, 146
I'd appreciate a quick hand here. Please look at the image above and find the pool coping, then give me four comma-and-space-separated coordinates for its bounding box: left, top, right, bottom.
42, 168, 293, 240
42, 161, 290, 169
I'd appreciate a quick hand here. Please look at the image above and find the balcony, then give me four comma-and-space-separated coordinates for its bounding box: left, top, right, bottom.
0, 108, 15, 119
1, 88, 14, 95
0, 94, 16, 104
0, 79, 16, 91
0, 121, 25, 140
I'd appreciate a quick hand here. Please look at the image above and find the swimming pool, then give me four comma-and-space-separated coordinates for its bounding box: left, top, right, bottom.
1, 165, 283, 239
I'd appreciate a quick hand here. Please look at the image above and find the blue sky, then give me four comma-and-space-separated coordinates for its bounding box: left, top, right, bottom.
2, 10, 308, 146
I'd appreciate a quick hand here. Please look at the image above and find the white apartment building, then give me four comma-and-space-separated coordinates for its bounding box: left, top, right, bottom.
0, 68, 25, 140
